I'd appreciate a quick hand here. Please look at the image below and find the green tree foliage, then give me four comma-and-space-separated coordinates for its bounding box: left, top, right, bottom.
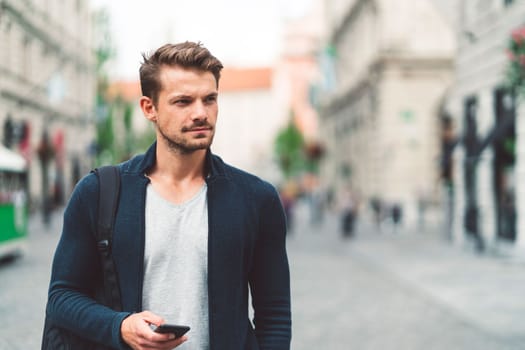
274, 118, 305, 179
115, 100, 156, 162
123, 101, 134, 158
93, 9, 114, 73
136, 123, 157, 152
96, 105, 114, 162
93, 8, 115, 166
92, 9, 156, 164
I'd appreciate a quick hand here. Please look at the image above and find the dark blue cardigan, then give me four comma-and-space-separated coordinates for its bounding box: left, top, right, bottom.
46, 143, 291, 349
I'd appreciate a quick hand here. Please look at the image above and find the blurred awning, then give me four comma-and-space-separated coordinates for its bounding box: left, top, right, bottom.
0, 145, 26, 172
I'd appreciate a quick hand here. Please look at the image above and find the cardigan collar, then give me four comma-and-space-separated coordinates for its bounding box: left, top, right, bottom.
126, 141, 227, 181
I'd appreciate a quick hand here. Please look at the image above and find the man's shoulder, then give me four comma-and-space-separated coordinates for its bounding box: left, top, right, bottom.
119, 152, 147, 174
212, 155, 276, 194
74, 154, 143, 194
118, 143, 156, 175
75, 169, 99, 191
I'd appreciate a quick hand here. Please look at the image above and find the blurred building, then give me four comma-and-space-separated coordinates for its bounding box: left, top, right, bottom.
317, 0, 456, 226
0, 0, 96, 209
275, 1, 326, 143
444, 0, 525, 253
215, 11, 328, 186
212, 67, 283, 183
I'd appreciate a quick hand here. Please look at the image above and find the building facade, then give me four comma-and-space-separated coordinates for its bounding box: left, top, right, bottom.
0, 0, 96, 210
444, 0, 525, 253
318, 0, 456, 226
212, 67, 283, 183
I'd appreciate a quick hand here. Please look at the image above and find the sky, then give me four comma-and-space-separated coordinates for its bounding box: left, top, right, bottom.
89, 0, 314, 80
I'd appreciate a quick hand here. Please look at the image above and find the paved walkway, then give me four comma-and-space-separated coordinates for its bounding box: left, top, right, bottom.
0, 209, 62, 349
288, 201, 525, 348
349, 218, 525, 339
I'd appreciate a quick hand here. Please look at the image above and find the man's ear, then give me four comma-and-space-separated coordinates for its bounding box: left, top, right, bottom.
140, 96, 157, 122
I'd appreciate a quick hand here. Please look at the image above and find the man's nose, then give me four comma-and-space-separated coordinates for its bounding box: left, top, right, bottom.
191, 101, 207, 120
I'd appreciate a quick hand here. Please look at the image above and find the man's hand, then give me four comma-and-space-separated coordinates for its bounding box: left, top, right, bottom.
121, 311, 188, 349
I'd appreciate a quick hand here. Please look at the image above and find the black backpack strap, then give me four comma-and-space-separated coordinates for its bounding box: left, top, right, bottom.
92, 165, 122, 312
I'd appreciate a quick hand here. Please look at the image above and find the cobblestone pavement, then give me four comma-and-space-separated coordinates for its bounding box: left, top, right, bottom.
1, 204, 524, 349
288, 201, 525, 350
0, 211, 62, 349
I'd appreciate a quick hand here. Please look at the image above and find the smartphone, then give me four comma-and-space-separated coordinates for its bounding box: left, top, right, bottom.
153, 324, 190, 338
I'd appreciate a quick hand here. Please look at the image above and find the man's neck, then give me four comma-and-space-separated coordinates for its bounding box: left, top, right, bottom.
146, 144, 208, 204
156, 145, 206, 181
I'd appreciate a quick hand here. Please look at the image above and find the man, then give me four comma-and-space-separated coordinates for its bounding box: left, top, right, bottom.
45, 42, 291, 349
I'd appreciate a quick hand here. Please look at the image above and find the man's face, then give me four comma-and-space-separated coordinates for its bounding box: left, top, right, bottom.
145, 65, 218, 154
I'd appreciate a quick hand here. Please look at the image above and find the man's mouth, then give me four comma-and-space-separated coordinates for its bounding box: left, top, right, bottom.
183, 125, 213, 132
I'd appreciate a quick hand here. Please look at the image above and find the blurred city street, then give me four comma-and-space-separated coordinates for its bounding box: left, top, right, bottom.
1, 203, 524, 349
2, 1, 525, 349
287, 199, 525, 350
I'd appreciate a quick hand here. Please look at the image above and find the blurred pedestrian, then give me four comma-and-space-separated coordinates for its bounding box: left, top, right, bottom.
36, 129, 54, 227
417, 190, 428, 232
465, 205, 484, 252
71, 157, 81, 190
309, 185, 325, 225
326, 187, 335, 211
340, 188, 358, 238
370, 196, 383, 231
43, 41, 291, 350
391, 203, 402, 234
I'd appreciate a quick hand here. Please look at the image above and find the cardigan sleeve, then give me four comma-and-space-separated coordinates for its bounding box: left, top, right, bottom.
46, 174, 131, 349
249, 184, 292, 349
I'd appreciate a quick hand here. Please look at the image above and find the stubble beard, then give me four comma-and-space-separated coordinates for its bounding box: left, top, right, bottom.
157, 124, 214, 155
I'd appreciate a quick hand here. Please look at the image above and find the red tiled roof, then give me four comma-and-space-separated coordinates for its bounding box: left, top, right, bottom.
219, 67, 273, 92
107, 81, 142, 101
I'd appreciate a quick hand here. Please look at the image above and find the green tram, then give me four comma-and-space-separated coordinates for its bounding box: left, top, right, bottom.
0, 145, 28, 259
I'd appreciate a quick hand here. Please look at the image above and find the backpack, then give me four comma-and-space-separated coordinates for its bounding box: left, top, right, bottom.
41, 166, 122, 350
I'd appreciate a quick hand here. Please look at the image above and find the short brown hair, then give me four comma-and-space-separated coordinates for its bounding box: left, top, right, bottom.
139, 41, 223, 105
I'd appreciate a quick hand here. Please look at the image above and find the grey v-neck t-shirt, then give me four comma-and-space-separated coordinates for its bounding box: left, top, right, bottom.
143, 183, 209, 349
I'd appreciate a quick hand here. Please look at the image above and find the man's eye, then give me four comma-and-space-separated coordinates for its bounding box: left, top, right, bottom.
175, 99, 190, 105
205, 96, 217, 103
